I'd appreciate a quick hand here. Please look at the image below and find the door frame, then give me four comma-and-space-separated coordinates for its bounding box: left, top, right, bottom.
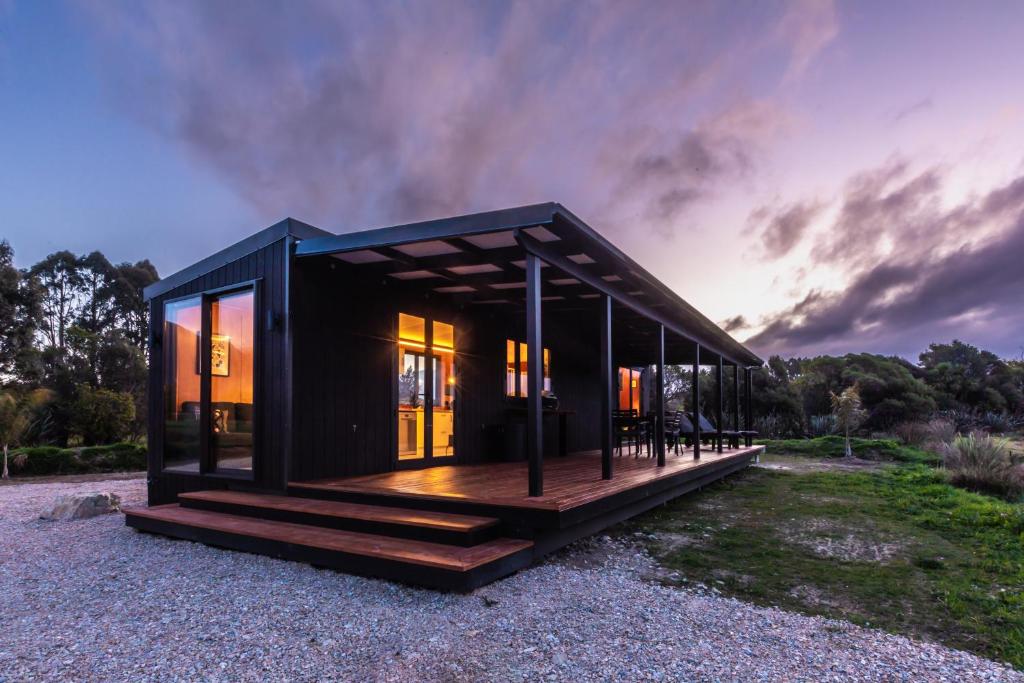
159, 279, 262, 482
393, 311, 457, 470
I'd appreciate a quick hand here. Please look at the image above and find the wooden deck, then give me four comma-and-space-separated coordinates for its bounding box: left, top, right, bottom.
127, 445, 762, 591
290, 445, 763, 520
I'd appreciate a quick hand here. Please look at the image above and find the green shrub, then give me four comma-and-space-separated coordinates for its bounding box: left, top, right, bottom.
72, 386, 135, 446
940, 433, 1024, 500
808, 414, 837, 437
6, 443, 146, 477
763, 435, 939, 464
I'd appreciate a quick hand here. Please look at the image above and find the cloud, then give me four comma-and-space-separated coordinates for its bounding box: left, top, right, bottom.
890, 97, 934, 124
720, 315, 748, 333
810, 158, 945, 270
776, 0, 838, 82
80, 2, 812, 235
747, 199, 823, 258
747, 166, 1024, 357
613, 99, 789, 226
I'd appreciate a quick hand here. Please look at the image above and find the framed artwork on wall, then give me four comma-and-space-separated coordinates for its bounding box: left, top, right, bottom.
211, 334, 230, 376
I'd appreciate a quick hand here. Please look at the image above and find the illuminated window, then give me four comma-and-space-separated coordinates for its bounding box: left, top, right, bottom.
397, 314, 456, 461
618, 367, 641, 412
505, 339, 552, 397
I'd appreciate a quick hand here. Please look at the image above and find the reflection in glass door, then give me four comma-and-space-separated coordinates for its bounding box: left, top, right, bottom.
432, 320, 455, 458
163, 297, 202, 473
397, 314, 426, 460
210, 289, 255, 472
397, 314, 456, 463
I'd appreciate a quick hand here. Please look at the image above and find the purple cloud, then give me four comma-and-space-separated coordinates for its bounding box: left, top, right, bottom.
81, 1, 811, 236
747, 166, 1024, 357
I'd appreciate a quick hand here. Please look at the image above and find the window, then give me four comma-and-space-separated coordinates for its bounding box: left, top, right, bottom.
618, 367, 641, 412
163, 297, 202, 473
161, 284, 257, 476
210, 289, 255, 472
397, 314, 456, 461
505, 339, 551, 397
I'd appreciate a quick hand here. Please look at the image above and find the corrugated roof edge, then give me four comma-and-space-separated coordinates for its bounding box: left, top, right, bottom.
143, 218, 333, 301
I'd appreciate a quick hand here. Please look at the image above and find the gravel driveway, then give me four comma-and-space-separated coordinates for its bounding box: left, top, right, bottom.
1, 477, 1019, 682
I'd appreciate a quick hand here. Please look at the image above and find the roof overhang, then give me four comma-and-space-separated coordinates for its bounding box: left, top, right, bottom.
144, 218, 331, 301
295, 203, 763, 367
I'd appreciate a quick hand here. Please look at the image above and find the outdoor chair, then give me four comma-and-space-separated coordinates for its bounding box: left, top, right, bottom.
613, 409, 649, 457
693, 412, 743, 449
664, 411, 682, 454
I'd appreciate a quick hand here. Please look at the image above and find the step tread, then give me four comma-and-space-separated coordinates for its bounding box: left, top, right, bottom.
126, 505, 532, 572
179, 490, 499, 533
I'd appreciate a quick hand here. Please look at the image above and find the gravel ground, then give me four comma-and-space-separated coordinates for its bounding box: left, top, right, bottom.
1, 478, 1020, 682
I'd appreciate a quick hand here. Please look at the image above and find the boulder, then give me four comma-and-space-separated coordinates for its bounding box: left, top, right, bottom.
40, 492, 122, 520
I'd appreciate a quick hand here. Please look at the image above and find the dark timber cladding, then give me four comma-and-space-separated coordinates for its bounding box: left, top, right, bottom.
135, 201, 765, 589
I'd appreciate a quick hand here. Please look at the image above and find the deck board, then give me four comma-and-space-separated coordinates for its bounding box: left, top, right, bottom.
126, 505, 532, 571
179, 490, 499, 533
291, 446, 761, 512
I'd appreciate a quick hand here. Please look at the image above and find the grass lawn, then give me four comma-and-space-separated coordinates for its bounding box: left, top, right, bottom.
622, 439, 1024, 669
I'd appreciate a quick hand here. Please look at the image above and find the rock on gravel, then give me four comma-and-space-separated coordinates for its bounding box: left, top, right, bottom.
39, 491, 122, 520
0, 477, 1020, 682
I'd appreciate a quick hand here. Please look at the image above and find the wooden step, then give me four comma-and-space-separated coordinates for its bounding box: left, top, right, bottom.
124, 505, 533, 591
179, 490, 499, 546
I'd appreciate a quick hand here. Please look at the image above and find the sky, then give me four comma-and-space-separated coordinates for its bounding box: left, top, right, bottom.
1, 0, 1023, 361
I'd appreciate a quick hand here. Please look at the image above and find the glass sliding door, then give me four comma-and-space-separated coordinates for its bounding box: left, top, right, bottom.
397, 314, 426, 460
210, 289, 255, 472
161, 284, 257, 477
163, 297, 202, 473
396, 313, 456, 464
432, 320, 455, 458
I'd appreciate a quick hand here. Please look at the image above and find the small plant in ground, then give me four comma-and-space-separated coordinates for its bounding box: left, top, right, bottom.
924, 417, 956, 445
753, 412, 788, 439
939, 432, 1024, 500
979, 411, 1023, 434
941, 408, 980, 435
808, 414, 837, 437
831, 384, 867, 458
893, 420, 931, 447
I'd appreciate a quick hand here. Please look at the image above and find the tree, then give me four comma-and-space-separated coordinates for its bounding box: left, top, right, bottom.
831, 384, 867, 458
920, 340, 1019, 413
0, 389, 51, 478
72, 385, 135, 446
0, 240, 41, 381
28, 251, 84, 350
750, 356, 804, 437
108, 260, 159, 350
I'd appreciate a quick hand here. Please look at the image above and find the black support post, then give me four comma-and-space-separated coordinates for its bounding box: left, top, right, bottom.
692, 345, 701, 460
600, 294, 613, 480
525, 253, 544, 497
744, 367, 753, 447
732, 363, 740, 435
716, 355, 724, 454
655, 324, 666, 467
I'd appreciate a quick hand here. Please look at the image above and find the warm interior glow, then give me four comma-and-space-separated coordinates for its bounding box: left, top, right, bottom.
211, 289, 255, 472
398, 314, 456, 461
618, 367, 641, 411
506, 339, 552, 397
